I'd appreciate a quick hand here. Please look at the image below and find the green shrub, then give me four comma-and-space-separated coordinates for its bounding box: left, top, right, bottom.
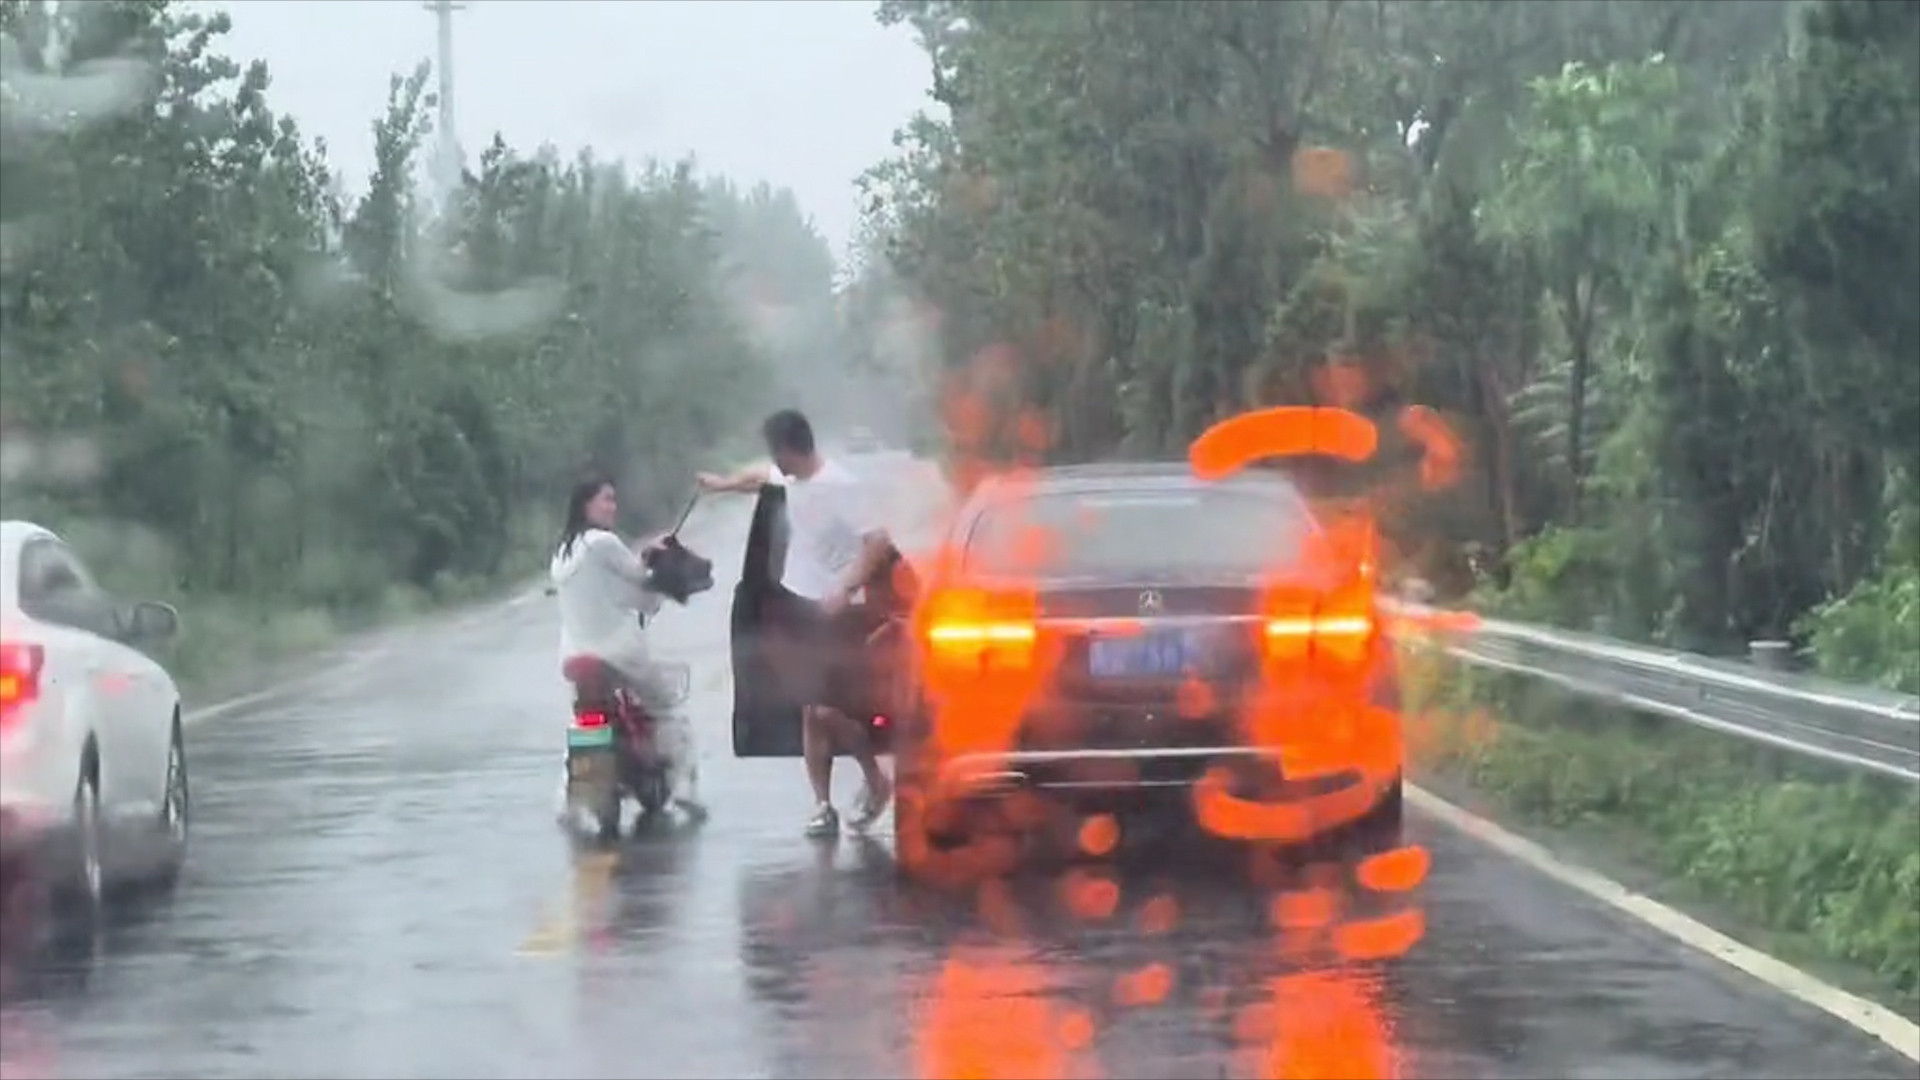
1407, 652, 1920, 1014
1798, 562, 1920, 693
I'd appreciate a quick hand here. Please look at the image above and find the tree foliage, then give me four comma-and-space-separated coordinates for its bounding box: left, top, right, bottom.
1, 1, 836, 628
855, 0, 1919, 680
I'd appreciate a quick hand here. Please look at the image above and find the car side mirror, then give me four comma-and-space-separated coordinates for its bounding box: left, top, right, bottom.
123, 600, 180, 642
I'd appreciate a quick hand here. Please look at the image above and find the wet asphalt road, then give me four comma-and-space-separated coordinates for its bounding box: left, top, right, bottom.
1, 493, 1915, 1080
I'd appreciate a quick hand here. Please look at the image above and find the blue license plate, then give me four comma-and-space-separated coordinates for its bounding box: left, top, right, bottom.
1088, 630, 1197, 678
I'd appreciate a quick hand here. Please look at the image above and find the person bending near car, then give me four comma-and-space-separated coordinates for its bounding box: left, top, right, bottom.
550, 474, 705, 822
699, 409, 894, 838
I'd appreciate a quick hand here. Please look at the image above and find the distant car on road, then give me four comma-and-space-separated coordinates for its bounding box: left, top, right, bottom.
729, 462, 1404, 871
1, 520, 189, 943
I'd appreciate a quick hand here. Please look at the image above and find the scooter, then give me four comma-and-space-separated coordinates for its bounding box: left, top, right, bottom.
560, 493, 715, 841
561, 654, 691, 839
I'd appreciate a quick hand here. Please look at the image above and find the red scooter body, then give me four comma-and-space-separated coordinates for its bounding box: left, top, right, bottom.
562, 655, 671, 841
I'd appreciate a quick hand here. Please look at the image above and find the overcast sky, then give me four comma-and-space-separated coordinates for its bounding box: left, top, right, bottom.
190, 0, 934, 262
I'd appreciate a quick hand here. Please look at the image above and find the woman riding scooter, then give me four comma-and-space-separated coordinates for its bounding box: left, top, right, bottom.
550, 474, 705, 823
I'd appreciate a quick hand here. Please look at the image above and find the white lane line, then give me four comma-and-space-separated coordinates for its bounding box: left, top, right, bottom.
182, 583, 547, 727
187, 688, 282, 724
1408, 783, 1920, 1062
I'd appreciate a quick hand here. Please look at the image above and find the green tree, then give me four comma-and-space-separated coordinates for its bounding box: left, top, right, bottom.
855, 0, 1915, 665
0, 0, 819, 675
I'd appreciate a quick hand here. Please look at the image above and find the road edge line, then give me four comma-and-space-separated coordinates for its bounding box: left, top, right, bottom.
187, 689, 279, 724
181, 584, 544, 727
1406, 782, 1920, 1062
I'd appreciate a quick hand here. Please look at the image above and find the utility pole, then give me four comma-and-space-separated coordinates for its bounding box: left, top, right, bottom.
423, 0, 468, 204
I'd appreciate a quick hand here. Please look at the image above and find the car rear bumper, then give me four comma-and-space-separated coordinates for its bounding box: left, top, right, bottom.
926, 744, 1399, 845
2, 724, 84, 889
3, 700, 84, 839
937, 744, 1368, 793
921, 688, 1402, 832
0, 802, 74, 877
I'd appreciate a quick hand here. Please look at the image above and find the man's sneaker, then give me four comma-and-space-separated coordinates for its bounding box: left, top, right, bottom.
805, 803, 840, 839
850, 775, 893, 833
675, 797, 710, 825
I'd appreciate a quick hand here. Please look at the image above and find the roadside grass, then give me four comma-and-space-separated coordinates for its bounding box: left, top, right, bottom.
1401, 647, 1920, 1019
59, 508, 557, 701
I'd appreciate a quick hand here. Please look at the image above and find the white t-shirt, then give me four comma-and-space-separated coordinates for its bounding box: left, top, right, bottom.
775, 459, 883, 601
549, 529, 662, 682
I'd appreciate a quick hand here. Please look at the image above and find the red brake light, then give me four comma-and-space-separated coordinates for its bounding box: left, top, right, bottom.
921, 588, 1038, 673
0, 641, 45, 721
573, 709, 610, 729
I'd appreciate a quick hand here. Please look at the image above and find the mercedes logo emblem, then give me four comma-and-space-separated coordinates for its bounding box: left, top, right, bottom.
1138, 589, 1164, 614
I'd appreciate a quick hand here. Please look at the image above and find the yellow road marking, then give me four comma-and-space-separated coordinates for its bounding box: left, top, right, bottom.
517, 849, 619, 957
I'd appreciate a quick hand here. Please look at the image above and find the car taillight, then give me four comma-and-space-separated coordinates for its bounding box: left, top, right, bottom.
1264, 612, 1374, 662
921, 589, 1038, 674
0, 641, 45, 723
1263, 585, 1376, 666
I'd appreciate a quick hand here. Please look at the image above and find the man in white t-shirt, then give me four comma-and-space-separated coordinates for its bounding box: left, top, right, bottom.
699, 409, 894, 838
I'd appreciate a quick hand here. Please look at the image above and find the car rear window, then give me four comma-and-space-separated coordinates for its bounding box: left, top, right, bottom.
963, 486, 1313, 577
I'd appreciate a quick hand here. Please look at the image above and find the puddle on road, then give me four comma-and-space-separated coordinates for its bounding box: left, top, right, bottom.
726, 836, 1427, 1080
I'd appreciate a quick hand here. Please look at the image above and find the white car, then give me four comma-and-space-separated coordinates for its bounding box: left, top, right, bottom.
0, 520, 189, 939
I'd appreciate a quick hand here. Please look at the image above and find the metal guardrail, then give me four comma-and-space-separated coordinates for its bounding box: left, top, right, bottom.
1389, 603, 1920, 784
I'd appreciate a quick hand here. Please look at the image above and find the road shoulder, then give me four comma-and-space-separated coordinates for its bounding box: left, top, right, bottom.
1408, 773, 1920, 1063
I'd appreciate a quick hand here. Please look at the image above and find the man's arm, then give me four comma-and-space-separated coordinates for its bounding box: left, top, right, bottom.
837, 532, 894, 599
831, 479, 894, 600
696, 462, 774, 494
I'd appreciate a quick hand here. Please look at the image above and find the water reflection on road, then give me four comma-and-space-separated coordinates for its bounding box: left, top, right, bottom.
734, 835, 1419, 1080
